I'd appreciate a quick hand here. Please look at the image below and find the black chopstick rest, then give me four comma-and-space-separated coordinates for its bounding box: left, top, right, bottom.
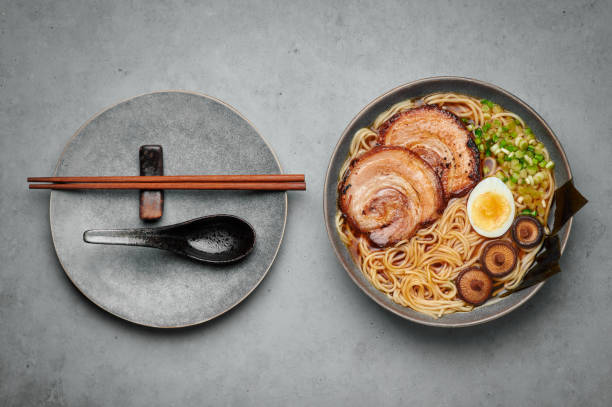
139, 145, 164, 220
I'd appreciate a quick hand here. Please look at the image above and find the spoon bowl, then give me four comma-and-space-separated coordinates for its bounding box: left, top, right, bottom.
84, 215, 256, 264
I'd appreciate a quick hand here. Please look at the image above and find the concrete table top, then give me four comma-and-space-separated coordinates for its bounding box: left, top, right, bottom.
1, 0, 610, 405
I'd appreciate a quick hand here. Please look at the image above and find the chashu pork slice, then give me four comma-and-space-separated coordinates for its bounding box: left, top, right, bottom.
338, 146, 445, 247
378, 105, 481, 198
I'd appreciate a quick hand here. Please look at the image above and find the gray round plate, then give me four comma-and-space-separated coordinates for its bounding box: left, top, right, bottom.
324, 77, 573, 327
51, 91, 287, 328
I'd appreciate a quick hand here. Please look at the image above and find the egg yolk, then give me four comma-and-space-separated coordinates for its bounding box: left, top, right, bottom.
471, 191, 511, 232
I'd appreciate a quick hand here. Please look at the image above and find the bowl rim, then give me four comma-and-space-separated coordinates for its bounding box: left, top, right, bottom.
323, 76, 573, 328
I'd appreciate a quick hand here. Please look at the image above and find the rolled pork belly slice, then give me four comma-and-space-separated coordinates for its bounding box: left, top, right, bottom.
338, 146, 445, 247
378, 105, 481, 199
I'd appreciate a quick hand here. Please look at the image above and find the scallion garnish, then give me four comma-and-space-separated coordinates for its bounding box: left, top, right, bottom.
481, 99, 495, 108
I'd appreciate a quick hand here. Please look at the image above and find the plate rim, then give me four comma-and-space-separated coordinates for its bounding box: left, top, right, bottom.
49, 90, 288, 328
323, 76, 573, 328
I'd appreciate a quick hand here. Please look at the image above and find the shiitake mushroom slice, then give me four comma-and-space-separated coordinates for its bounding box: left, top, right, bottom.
480, 240, 518, 278
455, 267, 493, 305
512, 215, 544, 249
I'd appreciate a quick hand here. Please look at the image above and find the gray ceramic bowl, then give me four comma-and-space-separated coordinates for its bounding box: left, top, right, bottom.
323, 77, 573, 327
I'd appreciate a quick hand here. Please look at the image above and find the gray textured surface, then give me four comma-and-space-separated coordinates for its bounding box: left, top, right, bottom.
0, 0, 610, 405
51, 91, 285, 327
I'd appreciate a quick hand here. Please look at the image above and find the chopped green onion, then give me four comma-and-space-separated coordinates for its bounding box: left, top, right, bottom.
474, 128, 482, 137
534, 153, 544, 162
482, 123, 491, 132
478, 144, 485, 152
545, 161, 555, 169
526, 165, 538, 175
481, 99, 494, 108
534, 172, 546, 183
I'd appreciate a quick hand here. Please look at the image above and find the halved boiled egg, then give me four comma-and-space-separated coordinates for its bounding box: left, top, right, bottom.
467, 177, 515, 238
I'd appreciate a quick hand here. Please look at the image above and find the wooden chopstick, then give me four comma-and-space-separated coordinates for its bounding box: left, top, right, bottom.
29, 182, 306, 191
27, 174, 305, 183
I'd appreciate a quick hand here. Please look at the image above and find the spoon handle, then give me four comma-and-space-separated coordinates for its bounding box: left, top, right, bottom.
83, 228, 161, 248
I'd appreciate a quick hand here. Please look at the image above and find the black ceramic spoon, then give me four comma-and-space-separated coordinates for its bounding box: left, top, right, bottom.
83, 215, 255, 264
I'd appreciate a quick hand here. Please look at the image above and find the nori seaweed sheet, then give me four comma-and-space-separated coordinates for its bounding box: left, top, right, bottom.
551, 180, 588, 235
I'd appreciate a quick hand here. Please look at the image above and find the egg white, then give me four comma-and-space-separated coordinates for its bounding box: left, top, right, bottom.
467, 177, 515, 238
